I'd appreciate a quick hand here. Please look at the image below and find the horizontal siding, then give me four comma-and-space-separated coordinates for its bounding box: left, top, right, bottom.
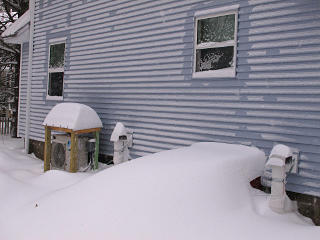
26, 0, 320, 196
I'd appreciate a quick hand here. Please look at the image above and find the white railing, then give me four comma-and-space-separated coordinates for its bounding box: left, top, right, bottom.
0, 117, 11, 135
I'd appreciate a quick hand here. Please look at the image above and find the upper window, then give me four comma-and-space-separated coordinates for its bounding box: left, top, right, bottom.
193, 6, 238, 78
47, 42, 65, 100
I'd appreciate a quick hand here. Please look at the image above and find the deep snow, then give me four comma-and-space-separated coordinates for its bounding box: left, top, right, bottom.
0, 137, 318, 240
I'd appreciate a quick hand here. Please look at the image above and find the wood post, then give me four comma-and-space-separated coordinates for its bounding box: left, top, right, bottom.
69, 132, 77, 173
94, 131, 100, 170
44, 126, 51, 171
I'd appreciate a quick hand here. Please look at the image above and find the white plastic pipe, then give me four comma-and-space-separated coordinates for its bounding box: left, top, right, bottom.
25, 0, 35, 153
113, 141, 129, 165
266, 144, 296, 213
269, 165, 286, 213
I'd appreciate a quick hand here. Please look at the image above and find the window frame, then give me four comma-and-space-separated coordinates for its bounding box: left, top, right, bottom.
193, 6, 238, 78
46, 37, 66, 101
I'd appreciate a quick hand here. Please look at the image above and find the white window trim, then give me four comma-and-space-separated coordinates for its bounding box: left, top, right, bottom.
49, 37, 67, 43
193, 5, 239, 78
46, 40, 66, 101
46, 95, 63, 101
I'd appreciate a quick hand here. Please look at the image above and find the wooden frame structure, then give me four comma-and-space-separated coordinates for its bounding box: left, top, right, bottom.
44, 126, 100, 172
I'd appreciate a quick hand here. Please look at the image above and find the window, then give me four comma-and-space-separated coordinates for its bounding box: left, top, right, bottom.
193, 6, 238, 78
47, 41, 65, 100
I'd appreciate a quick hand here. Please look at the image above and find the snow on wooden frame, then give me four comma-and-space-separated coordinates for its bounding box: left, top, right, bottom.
42, 102, 103, 131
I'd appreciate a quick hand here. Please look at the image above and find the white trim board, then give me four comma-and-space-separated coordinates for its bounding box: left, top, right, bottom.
194, 4, 239, 17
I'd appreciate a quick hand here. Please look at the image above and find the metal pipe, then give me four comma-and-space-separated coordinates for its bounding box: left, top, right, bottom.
94, 131, 100, 169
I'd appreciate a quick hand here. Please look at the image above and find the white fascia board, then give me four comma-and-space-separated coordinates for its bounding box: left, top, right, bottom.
3, 24, 30, 44
1, 10, 30, 39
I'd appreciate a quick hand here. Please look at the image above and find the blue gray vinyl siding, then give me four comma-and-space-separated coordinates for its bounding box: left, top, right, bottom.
17, 42, 29, 137
26, 0, 320, 196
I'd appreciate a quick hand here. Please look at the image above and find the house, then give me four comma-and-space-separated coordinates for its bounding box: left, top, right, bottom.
2, 0, 320, 200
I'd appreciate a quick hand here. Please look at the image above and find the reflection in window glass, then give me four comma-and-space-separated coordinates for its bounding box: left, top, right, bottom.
197, 14, 235, 44
49, 43, 65, 69
196, 46, 234, 72
48, 72, 64, 96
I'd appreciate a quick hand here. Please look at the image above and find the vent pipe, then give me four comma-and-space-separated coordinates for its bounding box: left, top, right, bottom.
110, 122, 133, 165
266, 144, 297, 213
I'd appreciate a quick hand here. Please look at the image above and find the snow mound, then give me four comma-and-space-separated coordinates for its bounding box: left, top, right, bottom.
42, 103, 103, 131
1, 141, 318, 240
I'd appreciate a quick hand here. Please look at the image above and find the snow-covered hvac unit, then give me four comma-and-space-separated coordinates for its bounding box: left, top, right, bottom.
51, 134, 88, 171
43, 103, 103, 172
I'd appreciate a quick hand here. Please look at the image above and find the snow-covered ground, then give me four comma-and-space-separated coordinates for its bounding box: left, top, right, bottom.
0, 136, 318, 240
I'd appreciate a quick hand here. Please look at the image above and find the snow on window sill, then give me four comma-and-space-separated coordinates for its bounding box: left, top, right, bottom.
46, 95, 63, 101
192, 68, 235, 78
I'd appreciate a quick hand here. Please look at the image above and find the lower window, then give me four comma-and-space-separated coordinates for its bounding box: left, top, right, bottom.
48, 72, 64, 97
196, 46, 234, 72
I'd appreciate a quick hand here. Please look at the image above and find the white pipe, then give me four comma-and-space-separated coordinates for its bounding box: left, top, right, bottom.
25, 0, 35, 153
17, 43, 23, 137
266, 144, 296, 213
269, 165, 286, 213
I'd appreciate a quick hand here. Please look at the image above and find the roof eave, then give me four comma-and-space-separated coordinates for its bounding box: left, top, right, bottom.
1, 10, 30, 44
2, 23, 30, 44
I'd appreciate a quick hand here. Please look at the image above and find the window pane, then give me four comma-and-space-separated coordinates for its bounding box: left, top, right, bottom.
197, 14, 235, 44
48, 72, 64, 96
49, 43, 65, 69
196, 46, 234, 72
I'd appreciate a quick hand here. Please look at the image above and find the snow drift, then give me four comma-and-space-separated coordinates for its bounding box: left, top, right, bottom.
0, 140, 318, 240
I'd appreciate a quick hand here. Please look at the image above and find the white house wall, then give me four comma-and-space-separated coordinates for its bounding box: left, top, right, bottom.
25, 0, 320, 196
